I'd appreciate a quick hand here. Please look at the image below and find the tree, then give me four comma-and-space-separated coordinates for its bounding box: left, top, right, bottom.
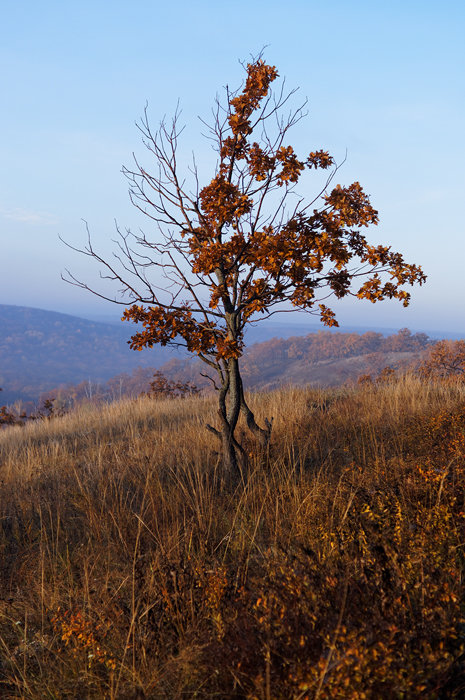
64, 56, 425, 474
420, 340, 465, 380
142, 370, 200, 399
0, 389, 27, 427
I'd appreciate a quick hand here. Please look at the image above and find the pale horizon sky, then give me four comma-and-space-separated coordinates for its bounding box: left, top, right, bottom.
1, 0, 464, 336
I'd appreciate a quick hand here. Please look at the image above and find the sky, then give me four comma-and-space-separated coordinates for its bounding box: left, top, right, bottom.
1, 0, 464, 335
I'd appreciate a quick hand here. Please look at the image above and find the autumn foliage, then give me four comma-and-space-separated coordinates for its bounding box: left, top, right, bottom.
142, 370, 200, 399
0, 389, 26, 426
420, 339, 465, 380
122, 59, 424, 352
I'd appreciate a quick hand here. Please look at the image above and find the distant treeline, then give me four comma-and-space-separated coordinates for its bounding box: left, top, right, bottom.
21, 328, 431, 412
244, 327, 430, 364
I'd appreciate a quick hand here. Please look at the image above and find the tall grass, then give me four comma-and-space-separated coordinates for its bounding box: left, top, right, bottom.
1, 375, 465, 698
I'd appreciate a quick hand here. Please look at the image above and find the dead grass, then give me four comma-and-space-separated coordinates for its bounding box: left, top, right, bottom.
1, 375, 465, 698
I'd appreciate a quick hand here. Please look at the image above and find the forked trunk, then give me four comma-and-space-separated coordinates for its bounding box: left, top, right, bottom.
221, 427, 241, 476
220, 357, 243, 476
207, 356, 272, 476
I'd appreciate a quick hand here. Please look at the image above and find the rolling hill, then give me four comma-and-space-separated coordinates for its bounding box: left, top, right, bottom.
0, 304, 433, 407
0, 305, 182, 404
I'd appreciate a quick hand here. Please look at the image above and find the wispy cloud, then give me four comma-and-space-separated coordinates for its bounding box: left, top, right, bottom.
0, 207, 58, 225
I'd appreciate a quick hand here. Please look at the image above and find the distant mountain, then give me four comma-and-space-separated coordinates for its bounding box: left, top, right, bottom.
81, 311, 465, 343
0, 305, 182, 404
0, 303, 447, 407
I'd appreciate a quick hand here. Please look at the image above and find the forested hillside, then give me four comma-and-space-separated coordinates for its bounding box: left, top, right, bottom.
0, 304, 434, 407
238, 327, 430, 388
0, 305, 180, 404
31, 327, 432, 412
150, 328, 431, 392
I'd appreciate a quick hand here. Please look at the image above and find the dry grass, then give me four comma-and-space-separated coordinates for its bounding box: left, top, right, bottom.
1, 375, 465, 698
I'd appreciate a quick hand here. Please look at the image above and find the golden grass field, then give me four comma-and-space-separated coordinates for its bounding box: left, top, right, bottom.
1, 376, 465, 698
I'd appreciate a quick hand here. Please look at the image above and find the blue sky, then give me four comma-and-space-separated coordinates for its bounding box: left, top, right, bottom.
1, 0, 464, 334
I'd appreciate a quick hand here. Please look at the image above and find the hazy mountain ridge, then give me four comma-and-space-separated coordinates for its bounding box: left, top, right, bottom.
36, 329, 432, 411
0, 305, 181, 404
0, 305, 434, 406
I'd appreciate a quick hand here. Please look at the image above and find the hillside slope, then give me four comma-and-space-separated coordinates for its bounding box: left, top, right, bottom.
0, 304, 432, 406
0, 305, 181, 403
0, 379, 464, 697
156, 328, 431, 391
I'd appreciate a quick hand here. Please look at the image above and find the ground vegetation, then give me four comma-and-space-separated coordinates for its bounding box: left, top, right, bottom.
0, 376, 464, 697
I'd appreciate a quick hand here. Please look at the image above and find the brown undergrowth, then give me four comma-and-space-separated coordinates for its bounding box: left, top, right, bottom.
0, 376, 465, 698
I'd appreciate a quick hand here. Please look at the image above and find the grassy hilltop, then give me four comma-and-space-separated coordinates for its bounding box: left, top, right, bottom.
1, 377, 465, 698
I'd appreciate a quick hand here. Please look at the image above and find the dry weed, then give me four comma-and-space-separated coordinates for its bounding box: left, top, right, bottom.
0, 376, 464, 697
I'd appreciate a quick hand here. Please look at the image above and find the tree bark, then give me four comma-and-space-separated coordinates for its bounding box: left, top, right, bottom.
208, 357, 273, 475
222, 358, 243, 476
207, 306, 273, 475
207, 359, 244, 477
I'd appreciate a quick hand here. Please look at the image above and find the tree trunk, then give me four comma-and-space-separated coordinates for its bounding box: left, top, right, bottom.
207, 343, 272, 476
207, 358, 244, 477
239, 374, 273, 450
223, 358, 272, 473
222, 357, 243, 476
